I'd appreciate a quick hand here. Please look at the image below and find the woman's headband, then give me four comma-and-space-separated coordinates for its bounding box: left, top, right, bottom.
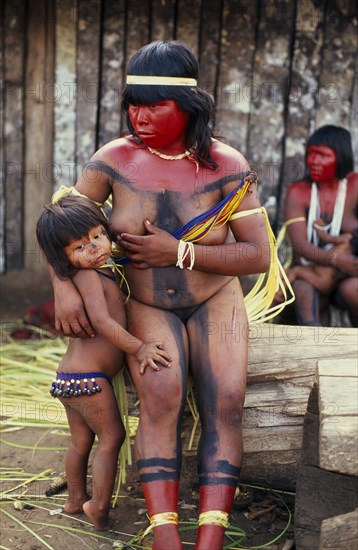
126, 75, 197, 86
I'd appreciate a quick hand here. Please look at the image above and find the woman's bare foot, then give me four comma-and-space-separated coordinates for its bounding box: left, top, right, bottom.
64, 493, 90, 514
83, 499, 112, 531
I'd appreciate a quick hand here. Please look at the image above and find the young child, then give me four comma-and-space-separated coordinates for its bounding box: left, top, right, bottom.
36, 195, 171, 530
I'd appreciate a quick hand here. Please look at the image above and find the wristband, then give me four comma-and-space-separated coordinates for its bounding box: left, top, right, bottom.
176, 240, 195, 270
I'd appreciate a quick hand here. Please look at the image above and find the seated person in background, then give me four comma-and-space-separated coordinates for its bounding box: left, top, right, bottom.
284, 125, 358, 326
284, 222, 357, 295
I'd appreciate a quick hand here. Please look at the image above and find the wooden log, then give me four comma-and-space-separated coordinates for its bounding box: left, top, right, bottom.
294, 385, 358, 550
319, 509, 358, 550
183, 324, 357, 488
317, 359, 358, 476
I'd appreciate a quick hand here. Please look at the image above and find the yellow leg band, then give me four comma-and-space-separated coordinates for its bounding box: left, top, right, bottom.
141, 512, 179, 538
198, 510, 230, 528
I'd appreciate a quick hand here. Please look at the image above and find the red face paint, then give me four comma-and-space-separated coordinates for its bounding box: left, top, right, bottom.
128, 100, 189, 152
306, 145, 338, 182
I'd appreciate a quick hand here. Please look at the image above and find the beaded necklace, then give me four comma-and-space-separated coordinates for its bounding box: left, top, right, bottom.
146, 146, 200, 175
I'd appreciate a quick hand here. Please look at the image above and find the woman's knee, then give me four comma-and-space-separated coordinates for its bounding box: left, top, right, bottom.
140, 377, 185, 421
199, 382, 245, 429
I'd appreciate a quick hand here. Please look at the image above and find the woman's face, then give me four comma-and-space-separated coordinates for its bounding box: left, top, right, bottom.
128, 99, 189, 150
306, 145, 337, 182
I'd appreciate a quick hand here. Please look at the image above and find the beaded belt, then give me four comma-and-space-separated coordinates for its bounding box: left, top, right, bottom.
50, 372, 110, 398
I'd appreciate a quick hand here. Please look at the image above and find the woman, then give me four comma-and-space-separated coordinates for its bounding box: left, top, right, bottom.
284, 125, 358, 326
52, 41, 270, 549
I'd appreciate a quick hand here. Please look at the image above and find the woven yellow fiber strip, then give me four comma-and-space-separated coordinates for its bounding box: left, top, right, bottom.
198, 510, 230, 528
230, 207, 295, 323
141, 512, 179, 538
52, 185, 101, 206
276, 216, 306, 269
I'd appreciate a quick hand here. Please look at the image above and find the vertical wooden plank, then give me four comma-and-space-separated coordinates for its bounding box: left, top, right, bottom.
315, 0, 357, 129
150, 0, 176, 42
54, 0, 77, 188
124, 0, 151, 133
24, 0, 56, 271
175, 0, 201, 57
215, 0, 257, 153
126, 0, 151, 60
0, 1, 5, 272
98, 0, 126, 147
3, 0, 26, 270
278, 0, 324, 219
247, 0, 295, 210
76, 0, 101, 173
198, 0, 222, 100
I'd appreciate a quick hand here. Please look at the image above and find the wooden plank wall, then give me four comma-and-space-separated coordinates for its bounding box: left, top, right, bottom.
1, 0, 357, 274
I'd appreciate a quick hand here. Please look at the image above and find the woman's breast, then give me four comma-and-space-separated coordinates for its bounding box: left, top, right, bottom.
110, 187, 230, 245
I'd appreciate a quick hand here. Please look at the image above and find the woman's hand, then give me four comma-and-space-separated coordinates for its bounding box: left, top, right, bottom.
118, 220, 178, 268
53, 277, 95, 338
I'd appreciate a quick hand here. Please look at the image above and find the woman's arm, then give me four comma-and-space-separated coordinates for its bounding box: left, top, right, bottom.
49, 264, 95, 338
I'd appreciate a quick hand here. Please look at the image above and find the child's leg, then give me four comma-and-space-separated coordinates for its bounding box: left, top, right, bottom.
60, 400, 95, 514
81, 381, 125, 530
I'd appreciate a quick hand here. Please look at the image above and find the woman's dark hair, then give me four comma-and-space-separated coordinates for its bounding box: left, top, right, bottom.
36, 195, 111, 279
122, 41, 218, 170
305, 125, 354, 179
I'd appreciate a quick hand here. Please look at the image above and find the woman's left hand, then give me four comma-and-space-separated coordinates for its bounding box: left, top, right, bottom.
118, 220, 178, 268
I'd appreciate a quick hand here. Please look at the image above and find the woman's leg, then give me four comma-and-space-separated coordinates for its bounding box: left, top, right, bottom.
126, 298, 188, 550
187, 279, 248, 550
81, 381, 125, 530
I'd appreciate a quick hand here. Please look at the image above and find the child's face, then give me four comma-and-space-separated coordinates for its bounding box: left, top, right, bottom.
64, 225, 112, 269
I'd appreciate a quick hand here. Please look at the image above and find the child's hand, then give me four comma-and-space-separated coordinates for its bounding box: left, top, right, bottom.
135, 342, 172, 375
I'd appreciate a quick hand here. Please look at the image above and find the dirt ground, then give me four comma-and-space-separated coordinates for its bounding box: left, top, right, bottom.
1, 278, 296, 550
0, 426, 295, 550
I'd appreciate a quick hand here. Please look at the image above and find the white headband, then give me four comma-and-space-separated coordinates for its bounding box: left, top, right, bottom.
126, 75, 197, 86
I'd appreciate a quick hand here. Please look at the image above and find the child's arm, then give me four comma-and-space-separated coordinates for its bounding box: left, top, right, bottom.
72, 269, 171, 374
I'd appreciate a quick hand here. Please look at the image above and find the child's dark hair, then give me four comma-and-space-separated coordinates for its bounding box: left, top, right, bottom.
36, 195, 111, 279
